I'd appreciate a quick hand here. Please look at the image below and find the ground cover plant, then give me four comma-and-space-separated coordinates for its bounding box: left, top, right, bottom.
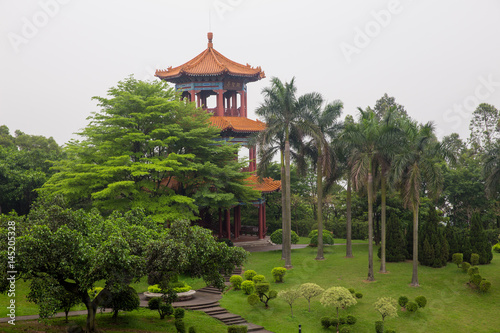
219, 244, 500, 332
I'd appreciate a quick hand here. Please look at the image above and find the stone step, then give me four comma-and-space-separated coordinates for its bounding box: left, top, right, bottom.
181, 301, 220, 310
203, 307, 228, 315
223, 318, 247, 325
197, 287, 222, 295
212, 313, 243, 321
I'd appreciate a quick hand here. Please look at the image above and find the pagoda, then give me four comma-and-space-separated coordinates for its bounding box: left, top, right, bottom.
155, 32, 280, 240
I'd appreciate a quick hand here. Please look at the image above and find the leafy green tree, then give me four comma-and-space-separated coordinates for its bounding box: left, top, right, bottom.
41, 77, 258, 222
298, 282, 324, 312
0, 199, 247, 332
278, 288, 302, 317
0, 127, 63, 214
373, 93, 408, 119
468, 103, 500, 152
320, 286, 357, 331
391, 120, 454, 286
483, 141, 500, 200
419, 207, 448, 268
377, 213, 407, 262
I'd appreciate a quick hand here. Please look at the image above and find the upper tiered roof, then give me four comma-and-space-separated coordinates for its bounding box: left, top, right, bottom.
155, 33, 266, 83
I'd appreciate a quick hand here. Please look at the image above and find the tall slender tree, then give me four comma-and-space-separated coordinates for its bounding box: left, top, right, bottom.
391, 120, 454, 286
342, 109, 399, 281
300, 95, 344, 260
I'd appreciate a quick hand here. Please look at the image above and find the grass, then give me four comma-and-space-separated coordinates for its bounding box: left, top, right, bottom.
0, 307, 227, 332
221, 244, 500, 333
297, 237, 368, 245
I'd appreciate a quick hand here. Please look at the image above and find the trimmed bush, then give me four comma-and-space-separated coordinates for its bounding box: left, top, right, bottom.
270, 229, 299, 244
470, 274, 482, 287
346, 315, 357, 325
479, 280, 491, 293
308, 229, 334, 246
175, 319, 185, 333
241, 280, 255, 295
340, 326, 351, 333
375, 320, 384, 333
406, 302, 418, 313
148, 297, 161, 310
148, 284, 162, 293
461, 262, 471, 273
355, 292, 363, 299
415, 296, 427, 308
468, 266, 479, 276
188, 327, 196, 333
321, 316, 331, 329
247, 294, 259, 306
227, 325, 248, 333
398, 296, 408, 308
159, 303, 174, 319
229, 275, 243, 290
174, 308, 185, 319
243, 270, 257, 281
271, 267, 287, 283
252, 274, 266, 284
493, 243, 500, 253
385, 330, 396, 333
471, 253, 480, 266
452, 253, 463, 267
348, 288, 355, 294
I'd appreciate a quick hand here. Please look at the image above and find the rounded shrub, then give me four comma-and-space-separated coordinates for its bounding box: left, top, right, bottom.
320, 316, 331, 329
375, 320, 384, 333
229, 275, 243, 290
148, 297, 161, 310
385, 330, 396, 333
470, 253, 480, 266
243, 270, 257, 281
346, 315, 357, 325
247, 294, 260, 306
241, 280, 255, 295
461, 262, 471, 273
340, 325, 351, 333
159, 303, 174, 317
470, 273, 482, 287
174, 308, 185, 319
175, 318, 185, 333
415, 296, 427, 308
348, 288, 355, 294
252, 274, 266, 284
188, 327, 196, 333
148, 284, 162, 293
227, 325, 248, 333
406, 301, 418, 313
479, 280, 491, 293
270, 229, 299, 244
355, 292, 363, 299
493, 243, 500, 253
468, 266, 479, 276
308, 229, 334, 246
271, 267, 287, 283
268, 290, 278, 299
330, 318, 339, 327
398, 296, 408, 308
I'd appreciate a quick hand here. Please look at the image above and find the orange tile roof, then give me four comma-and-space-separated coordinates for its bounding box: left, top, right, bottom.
155, 33, 265, 81
246, 175, 281, 193
210, 116, 266, 133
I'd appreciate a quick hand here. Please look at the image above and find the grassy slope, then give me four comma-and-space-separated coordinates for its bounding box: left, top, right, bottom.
220, 244, 500, 333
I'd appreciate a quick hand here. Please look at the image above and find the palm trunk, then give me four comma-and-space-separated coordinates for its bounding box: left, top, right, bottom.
346, 177, 353, 258
367, 171, 375, 281
316, 147, 324, 260
379, 174, 387, 273
280, 150, 286, 260
284, 140, 292, 268
411, 203, 420, 286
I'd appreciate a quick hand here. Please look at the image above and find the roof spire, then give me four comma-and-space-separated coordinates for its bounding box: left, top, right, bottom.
207, 32, 213, 48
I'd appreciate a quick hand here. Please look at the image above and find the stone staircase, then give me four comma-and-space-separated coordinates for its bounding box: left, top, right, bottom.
177, 266, 272, 333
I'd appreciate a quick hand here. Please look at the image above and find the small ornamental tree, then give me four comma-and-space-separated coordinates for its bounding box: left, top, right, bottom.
243, 270, 257, 281
271, 267, 287, 283
299, 283, 324, 312
229, 275, 243, 290
320, 287, 357, 331
278, 288, 302, 317
373, 297, 398, 331
241, 280, 255, 295
251, 282, 277, 308
398, 296, 408, 310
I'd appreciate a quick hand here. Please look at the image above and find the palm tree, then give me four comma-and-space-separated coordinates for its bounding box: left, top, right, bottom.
342, 108, 399, 281
256, 77, 315, 268
300, 95, 344, 260
391, 120, 453, 286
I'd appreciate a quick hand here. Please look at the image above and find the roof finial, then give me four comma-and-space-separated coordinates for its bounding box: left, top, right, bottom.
208, 32, 213, 48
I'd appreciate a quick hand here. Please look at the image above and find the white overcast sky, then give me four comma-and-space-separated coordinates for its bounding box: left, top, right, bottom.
1, 0, 499, 145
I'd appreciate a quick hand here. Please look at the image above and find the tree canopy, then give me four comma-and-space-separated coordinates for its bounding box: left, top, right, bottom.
41, 77, 259, 222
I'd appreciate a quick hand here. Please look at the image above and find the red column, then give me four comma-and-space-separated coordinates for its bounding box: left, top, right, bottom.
243, 90, 248, 118
249, 146, 254, 172
263, 201, 267, 236
225, 209, 231, 240
250, 147, 257, 172
258, 203, 264, 239
239, 90, 247, 118
217, 89, 225, 116
189, 90, 195, 102
218, 208, 222, 238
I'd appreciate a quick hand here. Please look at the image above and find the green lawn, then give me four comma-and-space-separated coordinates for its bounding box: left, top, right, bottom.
297, 237, 368, 245
0, 307, 227, 333
221, 244, 500, 333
